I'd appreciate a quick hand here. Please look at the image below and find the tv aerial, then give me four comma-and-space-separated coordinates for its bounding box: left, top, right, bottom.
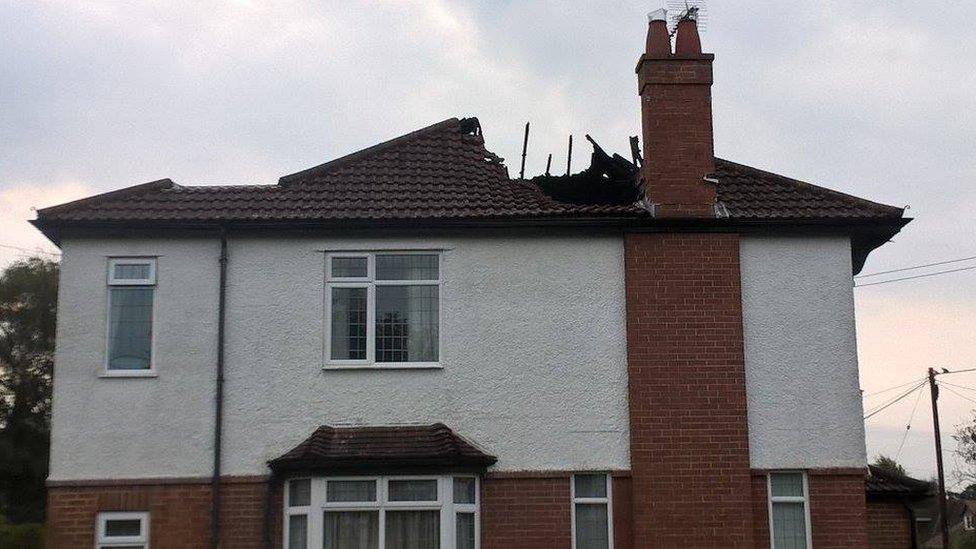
665, 0, 708, 36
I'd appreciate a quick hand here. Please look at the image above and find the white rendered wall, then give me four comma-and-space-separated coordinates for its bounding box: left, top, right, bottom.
50, 234, 630, 480
50, 238, 220, 481
739, 236, 866, 469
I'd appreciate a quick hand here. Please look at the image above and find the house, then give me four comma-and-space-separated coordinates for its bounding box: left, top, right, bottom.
33, 10, 910, 549
865, 465, 933, 548
919, 496, 976, 548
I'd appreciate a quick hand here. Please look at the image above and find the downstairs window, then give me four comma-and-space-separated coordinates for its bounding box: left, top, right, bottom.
767, 472, 811, 549
96, 511, 149, 548
284, 475, 478, 549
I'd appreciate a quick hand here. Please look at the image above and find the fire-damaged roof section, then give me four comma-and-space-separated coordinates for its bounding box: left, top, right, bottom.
32, 117, 906, 230
866, 465, 932, 500
268, 423, 497, 474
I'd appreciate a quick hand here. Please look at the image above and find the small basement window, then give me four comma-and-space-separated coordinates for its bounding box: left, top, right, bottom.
96, 511, 149, 548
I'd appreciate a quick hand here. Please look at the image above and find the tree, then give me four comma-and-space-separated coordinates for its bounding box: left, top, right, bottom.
953, 414, 976, 488
0, 257, 58, 523
872, 454, 907, 476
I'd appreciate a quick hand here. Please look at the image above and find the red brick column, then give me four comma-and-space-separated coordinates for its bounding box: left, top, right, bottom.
624, 232, 755, 548
46, 476, 278, 549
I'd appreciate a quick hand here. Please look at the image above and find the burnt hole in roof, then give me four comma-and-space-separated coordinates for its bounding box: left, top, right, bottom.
529, 136, 641, 206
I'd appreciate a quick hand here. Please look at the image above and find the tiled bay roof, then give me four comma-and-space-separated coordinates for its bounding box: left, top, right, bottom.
268, 423, 496, 473
34, 117, 905, 225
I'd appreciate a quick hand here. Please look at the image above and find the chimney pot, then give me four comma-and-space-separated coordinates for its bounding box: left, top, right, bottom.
674, 17, 703, 55
645, 13, 672, 57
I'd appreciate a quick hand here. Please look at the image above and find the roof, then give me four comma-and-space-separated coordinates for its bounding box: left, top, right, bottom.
866, 465, 932, 500
33, 117, 906, 227
267, 423, 497, 474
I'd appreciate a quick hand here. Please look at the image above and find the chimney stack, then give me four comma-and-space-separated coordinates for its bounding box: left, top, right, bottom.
637, 8, 716, 217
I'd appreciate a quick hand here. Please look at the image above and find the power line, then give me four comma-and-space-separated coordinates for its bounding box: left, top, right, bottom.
0, 243, 59, 256
943, 367, 976, 376
855, 265, 976, 288
938, 383, 976, 406
863, 377, 928, 398
856, 255, 976, 279
864, 381, 928, 420
896, 384, 925, 460
938, 380, 976, 393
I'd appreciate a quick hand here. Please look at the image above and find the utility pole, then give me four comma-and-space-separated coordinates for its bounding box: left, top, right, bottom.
929, 367, 950, 549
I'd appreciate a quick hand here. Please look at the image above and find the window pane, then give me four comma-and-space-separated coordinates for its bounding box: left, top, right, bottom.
327, 480, 377, 502
575, 503, 609, 549
388, 479, 438, 502
108, 288, 153, 370
453, 478, 476, 504
113, 263, 151, 281
332, 257, 367, 278
324, 511, 379, 549
289, 479, 311, 507
375, 285, 438, 362
330, 287, 367, 360
105, 519, 142, 537
772, 502, 808, 549
385, 510, 440, 549
376, 254, 438, 280
456, 512, 475, 549
770, 473, 804, 498
574, 474, 608, 499
289, 514, 308, 549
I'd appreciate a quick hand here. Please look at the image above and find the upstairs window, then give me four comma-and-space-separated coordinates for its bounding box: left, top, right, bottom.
107, 258, 156, 372
96, 511, 149, 548
326, 253, 440, 367
768, 472, 811, 549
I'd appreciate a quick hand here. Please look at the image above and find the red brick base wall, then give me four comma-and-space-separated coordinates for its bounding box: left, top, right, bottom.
46, 477, 279, 549
751, 469, 869, 549
809, 470, 869, 548
480, 473, 631, 549
867, 500, 912, 549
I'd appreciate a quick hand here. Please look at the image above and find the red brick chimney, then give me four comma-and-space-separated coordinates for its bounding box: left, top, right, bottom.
637, 8, 716, 217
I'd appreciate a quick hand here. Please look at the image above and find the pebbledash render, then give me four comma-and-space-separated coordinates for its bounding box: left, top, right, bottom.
34, 11, 910, 549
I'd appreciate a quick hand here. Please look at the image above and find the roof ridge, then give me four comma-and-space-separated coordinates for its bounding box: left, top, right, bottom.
277, 118, 461, 186
35, 178, 178, 216
715, 157, 904, 216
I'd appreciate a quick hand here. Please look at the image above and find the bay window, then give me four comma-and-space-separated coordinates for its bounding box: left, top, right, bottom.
767, 472, 811, 549
326, 252, 440, 367
284, 475, 478, 549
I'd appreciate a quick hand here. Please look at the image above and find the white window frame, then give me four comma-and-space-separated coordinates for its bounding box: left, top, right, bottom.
283, 475, 478, 549
767, 471, 813, 549
103, 257, 158, 378
966, 513, 975, 531
324, 251, 442, 369
96, 511, 149, 548
571, 473, 614, 549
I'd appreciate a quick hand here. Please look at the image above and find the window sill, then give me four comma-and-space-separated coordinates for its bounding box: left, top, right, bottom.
99, 370, 158, 379
323, 363, 443, 371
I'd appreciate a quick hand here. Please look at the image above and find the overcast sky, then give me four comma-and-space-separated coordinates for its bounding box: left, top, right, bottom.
2, 1, 975, 484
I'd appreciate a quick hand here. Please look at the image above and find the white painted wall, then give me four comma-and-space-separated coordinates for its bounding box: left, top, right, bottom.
50, 234, 630, 480
50, 238, 220, 481
739, 236, 866, 469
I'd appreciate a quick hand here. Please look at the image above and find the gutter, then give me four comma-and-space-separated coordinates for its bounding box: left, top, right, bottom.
211, 226, 228, 548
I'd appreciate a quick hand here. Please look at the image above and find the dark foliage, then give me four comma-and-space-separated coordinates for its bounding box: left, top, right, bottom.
0, 257, 58, 523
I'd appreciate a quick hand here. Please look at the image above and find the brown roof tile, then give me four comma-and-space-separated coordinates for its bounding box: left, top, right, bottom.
268, 423, 497, 474
33, 117, 905, 226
